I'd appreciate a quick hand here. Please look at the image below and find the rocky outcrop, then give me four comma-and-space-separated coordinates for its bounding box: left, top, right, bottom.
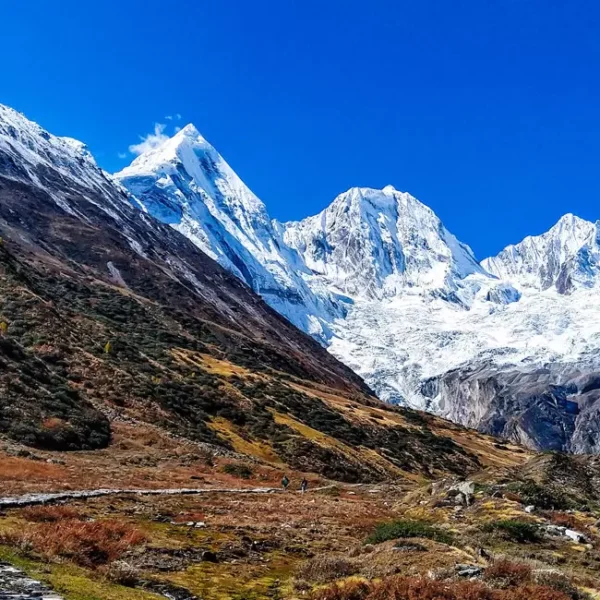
423, 360, 600, 452
0, 562, 62, 599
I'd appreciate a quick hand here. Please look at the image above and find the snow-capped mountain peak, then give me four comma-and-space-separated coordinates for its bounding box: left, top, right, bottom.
281, 185, 486, 301
116, 126, 344, 341
0, 104, 113, 197
9, 100, 600, 453
482, 212, 599, 292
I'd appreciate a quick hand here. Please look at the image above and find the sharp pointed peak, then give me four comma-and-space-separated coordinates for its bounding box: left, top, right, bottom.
173, 123, 207, 141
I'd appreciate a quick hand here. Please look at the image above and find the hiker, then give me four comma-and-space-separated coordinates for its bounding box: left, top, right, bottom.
300, 478, 308, 493
281, 475, 290, 490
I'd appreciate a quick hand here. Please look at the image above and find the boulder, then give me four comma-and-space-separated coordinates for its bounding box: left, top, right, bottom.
448, 481, 475, 506
565, 529, 587, 544
201, 550, 218, 563
455, 564, 482, 578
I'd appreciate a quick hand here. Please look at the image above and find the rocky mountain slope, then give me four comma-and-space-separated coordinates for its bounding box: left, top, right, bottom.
113, 119, 600, 454
0, 102, 495, 481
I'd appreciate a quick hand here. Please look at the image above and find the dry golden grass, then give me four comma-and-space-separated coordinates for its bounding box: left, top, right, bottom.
296, 555, 359, 585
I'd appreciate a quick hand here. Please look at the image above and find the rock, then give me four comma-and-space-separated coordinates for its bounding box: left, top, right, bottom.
194, 522, 206, 528
448, 481, 475, 506
201, 551, 218, 563
565, 529, 587, 543
0, 561, 63, 599
545, 525, 567, 536
392, 542, 427, 552
430, 481, 446, 496
153, 514, 171, 523
455, 564, 482, 578
525, 505, 536, 513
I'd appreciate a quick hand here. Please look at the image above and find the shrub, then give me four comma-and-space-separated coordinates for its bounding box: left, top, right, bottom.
311, 580, 370, 600
509, 480, 570, 510
504, 585, 576, 600
221, 462, 253, 479
20, 505, 82, 522
548, 512, 578, 529
533, 572, 592, 600
296, 555, 358, 584
484, 559, 532, 588
365, 519, 453, 545
102, 560, 141, 587
482, 520, 539, 543
0, 519, 146, 567
310, 576, 573, 600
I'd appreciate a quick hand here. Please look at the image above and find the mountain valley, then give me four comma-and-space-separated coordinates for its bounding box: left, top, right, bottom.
2, 103, 600, 599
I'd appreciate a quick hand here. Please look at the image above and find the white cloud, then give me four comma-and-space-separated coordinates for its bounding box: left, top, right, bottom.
165, 113, 182, 121
128, 123, 169, 155
117, 152, 128, 159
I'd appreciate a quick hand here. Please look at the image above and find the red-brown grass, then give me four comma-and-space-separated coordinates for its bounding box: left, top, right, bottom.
310, 576, 573, 600
1, 519, 146, 567
548, 512, 578, 529
0, 457, 66, 482
483, 559, 532, 588
20, 505, 82, 522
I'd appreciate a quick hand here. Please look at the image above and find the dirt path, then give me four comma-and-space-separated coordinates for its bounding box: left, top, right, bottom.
0, 484, 337, 508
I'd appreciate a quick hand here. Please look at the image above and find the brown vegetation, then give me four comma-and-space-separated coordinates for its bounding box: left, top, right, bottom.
310, 576, 574, 600
1, 518, 146, 567
296, 555, 358, 585
483, 559, 532, 589
20, 505, 82, 522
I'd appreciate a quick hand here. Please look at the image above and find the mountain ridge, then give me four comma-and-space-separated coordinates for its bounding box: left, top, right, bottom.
4, 102, 600, 454
113, 117, 600, 453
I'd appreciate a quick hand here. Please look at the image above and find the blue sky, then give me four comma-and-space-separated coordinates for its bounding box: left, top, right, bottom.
2, 0, 600, 258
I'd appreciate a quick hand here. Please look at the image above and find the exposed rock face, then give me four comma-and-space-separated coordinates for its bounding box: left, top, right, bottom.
423, 361, 600, 453
0, 561, 62, 599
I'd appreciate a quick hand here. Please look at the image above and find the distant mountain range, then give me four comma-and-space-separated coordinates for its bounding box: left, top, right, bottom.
3, 102, 600, 453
